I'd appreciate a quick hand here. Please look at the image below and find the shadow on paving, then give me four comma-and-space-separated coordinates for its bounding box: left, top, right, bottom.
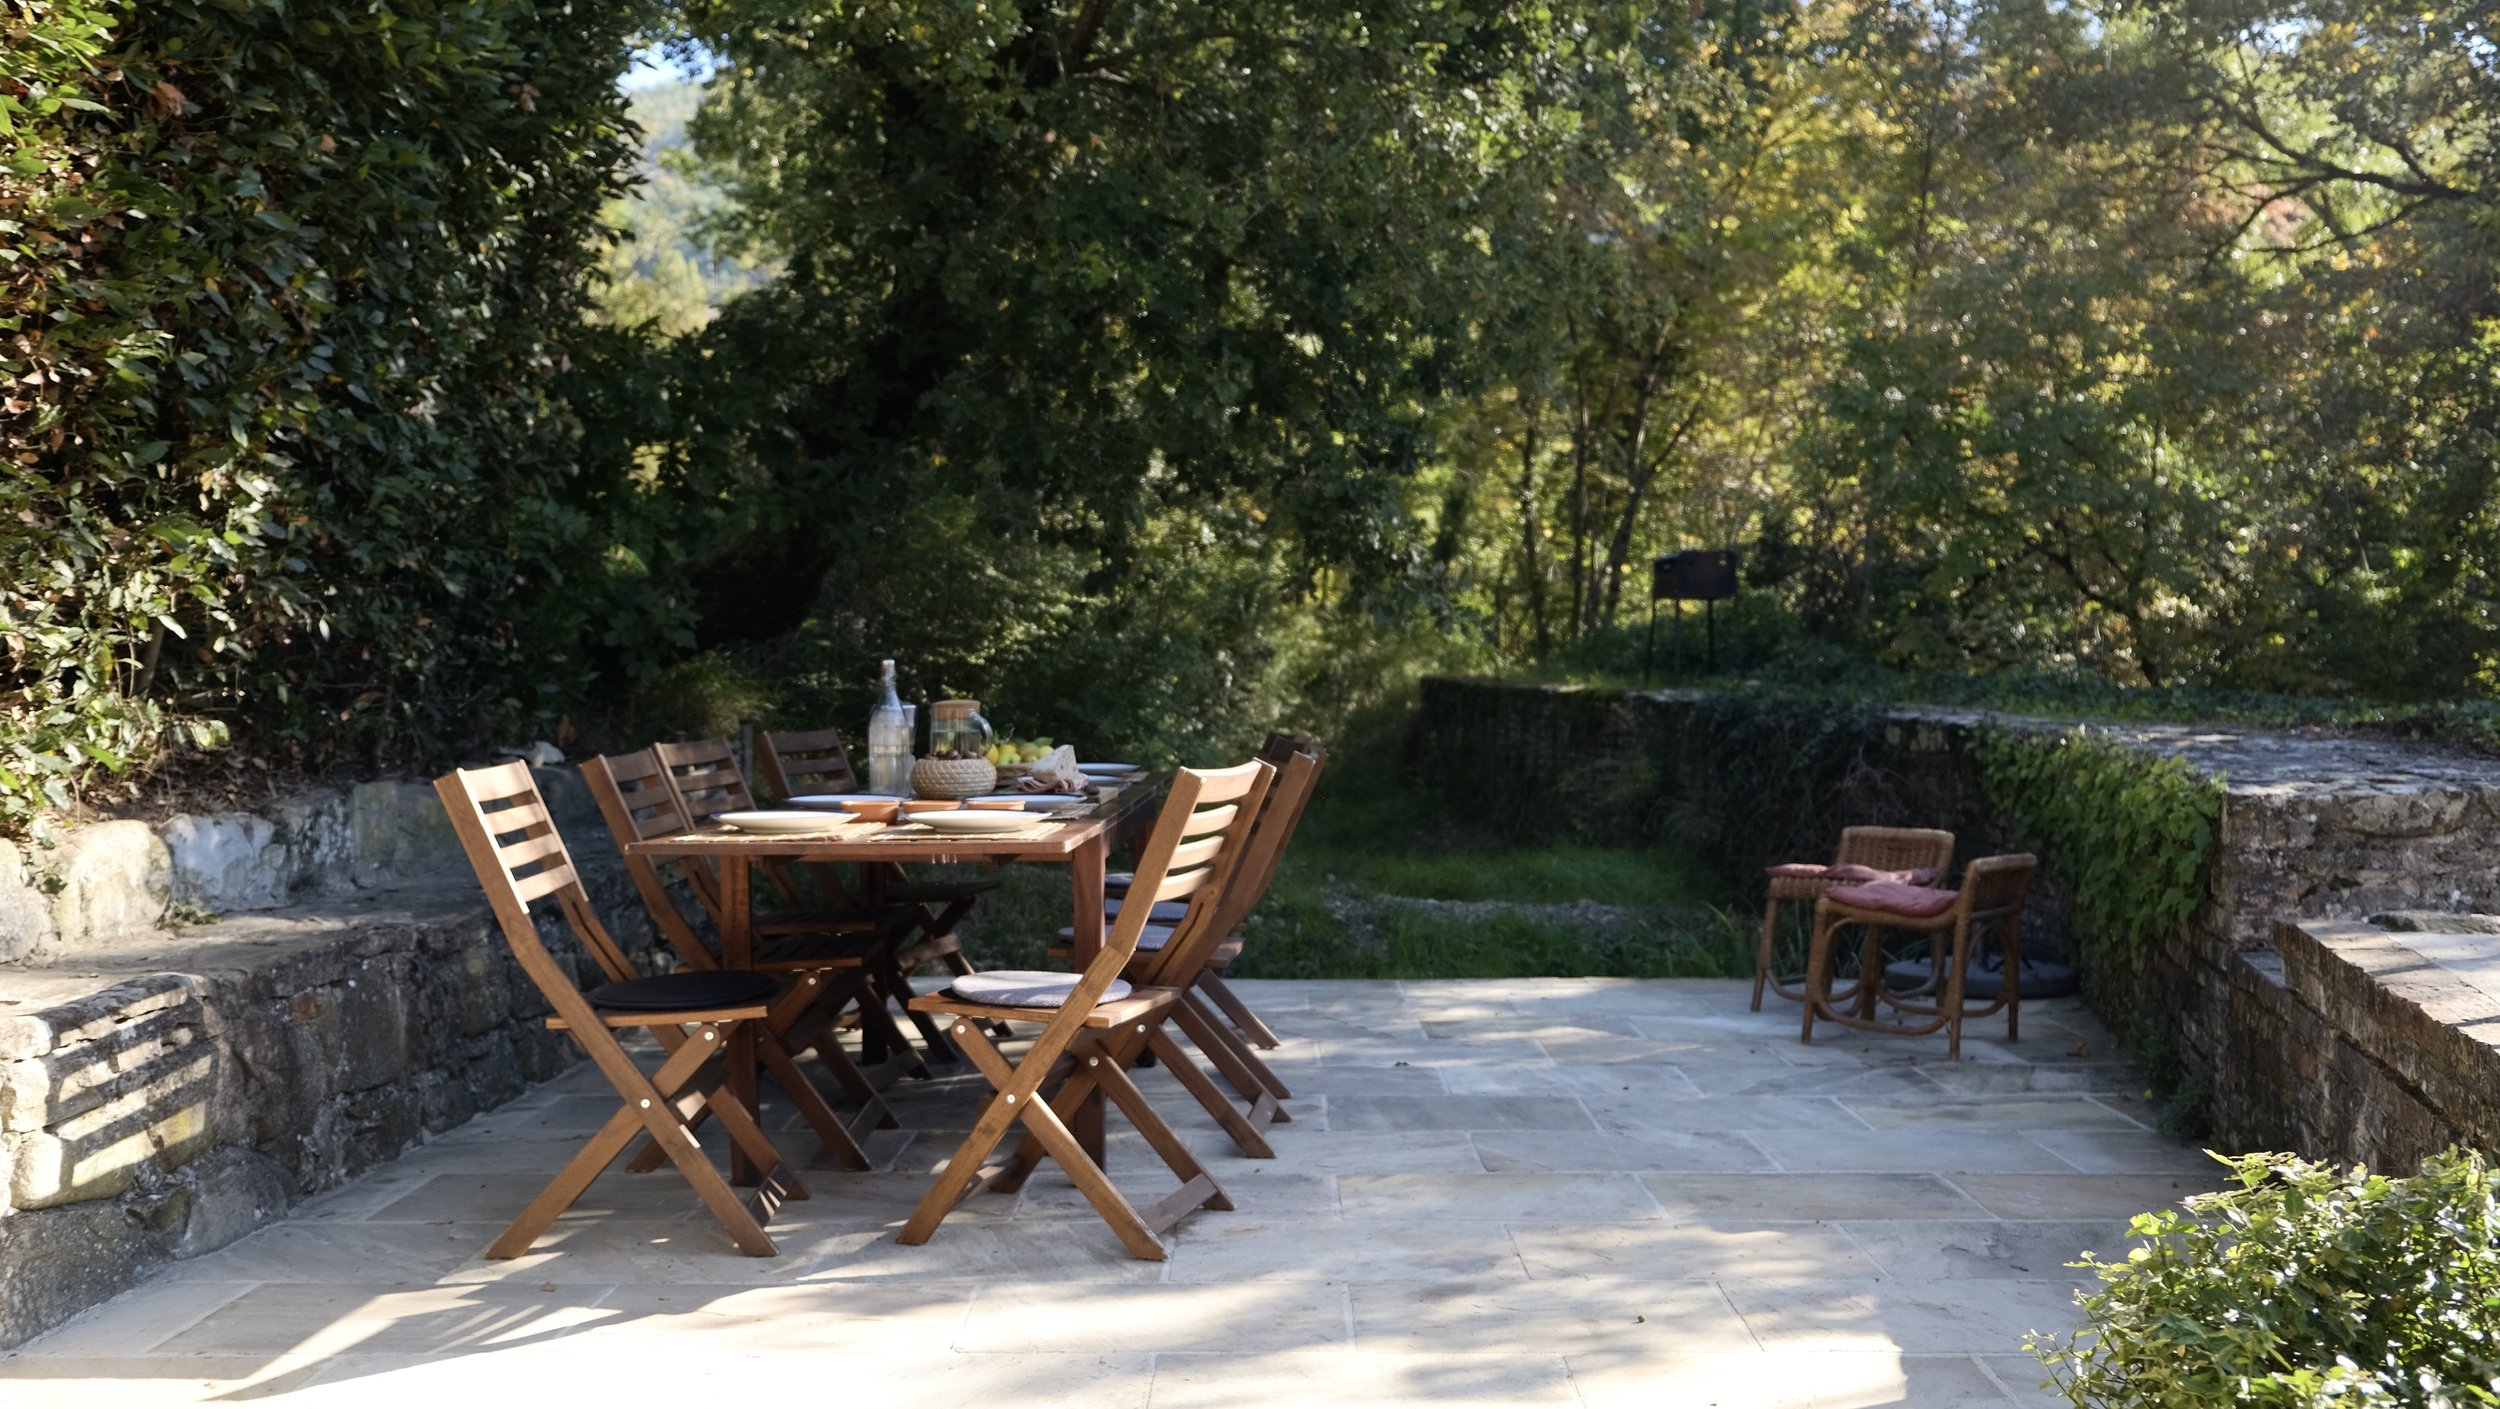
0, 980, 2230, 1408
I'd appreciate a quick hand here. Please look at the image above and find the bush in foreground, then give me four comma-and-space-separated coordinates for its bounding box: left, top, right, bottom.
2034, 1149, 2500, 1407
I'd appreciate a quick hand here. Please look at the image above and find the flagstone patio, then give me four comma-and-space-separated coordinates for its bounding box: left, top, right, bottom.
0, 978, 2221, 1407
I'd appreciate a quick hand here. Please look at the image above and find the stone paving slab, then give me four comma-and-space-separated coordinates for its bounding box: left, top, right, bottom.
0, 979, 2231, 1406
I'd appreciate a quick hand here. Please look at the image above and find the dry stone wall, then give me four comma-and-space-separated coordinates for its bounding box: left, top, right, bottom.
1, 780, 467, 968
1412, 677, 2500, 1168
0, 766, 665, 1347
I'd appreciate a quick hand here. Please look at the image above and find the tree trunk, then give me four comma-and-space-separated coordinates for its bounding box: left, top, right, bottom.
1517, 395, 1551, 658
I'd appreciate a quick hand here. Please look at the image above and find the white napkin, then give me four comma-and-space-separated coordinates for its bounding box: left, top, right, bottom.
1015, 745, 1088, 794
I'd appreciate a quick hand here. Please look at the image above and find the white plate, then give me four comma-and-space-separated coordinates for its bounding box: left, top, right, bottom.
967, 794, 1086, 808
717, 810, 859, 834
912, 809, 1044, 835
1077, 763, 1144, 775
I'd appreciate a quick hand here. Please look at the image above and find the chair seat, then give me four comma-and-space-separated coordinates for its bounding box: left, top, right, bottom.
908, 986, 1181, 1029
1103, 897, 1188, 923
589, 969, 780, 1012
1826, 881, 1959, 919
944, 970, 1133, 1007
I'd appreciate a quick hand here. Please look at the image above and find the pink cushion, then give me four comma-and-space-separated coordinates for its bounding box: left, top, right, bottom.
1827, 881, 1959, 918
1766, 862, 1830, 878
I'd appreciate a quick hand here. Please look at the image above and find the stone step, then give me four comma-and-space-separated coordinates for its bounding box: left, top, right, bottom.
0, 857, 664, 1349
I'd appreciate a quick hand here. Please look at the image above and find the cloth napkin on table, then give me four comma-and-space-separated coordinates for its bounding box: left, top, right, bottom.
1014, 745, 1089, 794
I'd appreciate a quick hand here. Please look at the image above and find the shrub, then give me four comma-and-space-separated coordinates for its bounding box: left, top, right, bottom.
2033, 1149, 2500, 1408
2, 0, 654, 820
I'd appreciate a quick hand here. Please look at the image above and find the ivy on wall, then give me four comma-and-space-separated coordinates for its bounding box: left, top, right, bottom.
1972, 725, 2224, 974
1, 0, 654, 823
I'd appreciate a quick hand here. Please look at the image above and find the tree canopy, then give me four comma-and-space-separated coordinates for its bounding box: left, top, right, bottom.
4, 0, 2496, 814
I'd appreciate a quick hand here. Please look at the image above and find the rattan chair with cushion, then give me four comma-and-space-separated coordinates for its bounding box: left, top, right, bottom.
1799, 852, 2037, 1059
1752, 826, 1955, 1011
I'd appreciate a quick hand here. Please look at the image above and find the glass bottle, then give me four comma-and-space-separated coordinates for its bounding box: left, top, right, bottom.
867, 658, 916, 795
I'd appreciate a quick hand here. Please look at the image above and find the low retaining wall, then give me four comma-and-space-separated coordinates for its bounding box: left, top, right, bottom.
3, 778, 469, 968
0, 766, 663, 1347
1410, 677, 2500, 1165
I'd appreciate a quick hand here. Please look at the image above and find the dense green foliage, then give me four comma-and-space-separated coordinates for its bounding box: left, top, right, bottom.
2033, 1150, 2500, 1408
2, 0, 649, 818
1974, 727, 2224, 972
1432, 0, 2499, 697
6, 0, 2496, 825
595, 0, 1737, 758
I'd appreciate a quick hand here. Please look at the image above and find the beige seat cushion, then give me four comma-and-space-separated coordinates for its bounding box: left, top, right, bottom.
947, 970, 1132, 1008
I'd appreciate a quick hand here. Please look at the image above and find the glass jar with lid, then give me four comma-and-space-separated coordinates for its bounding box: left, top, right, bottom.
912, 699, 998, 798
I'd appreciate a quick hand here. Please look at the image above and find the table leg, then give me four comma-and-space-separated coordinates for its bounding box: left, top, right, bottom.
1069, 833, 1109, 1162
718, 854, 763, 1186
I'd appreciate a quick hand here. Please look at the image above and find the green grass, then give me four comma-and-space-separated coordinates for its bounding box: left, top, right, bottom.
952, 742, 1752, 981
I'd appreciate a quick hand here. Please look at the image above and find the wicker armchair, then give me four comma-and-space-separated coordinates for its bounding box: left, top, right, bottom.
1801, 853, 2037, 1059
1751, 826, 1955, 1011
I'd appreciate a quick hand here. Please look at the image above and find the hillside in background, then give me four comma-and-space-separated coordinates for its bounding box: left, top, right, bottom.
597, 80, 766, 333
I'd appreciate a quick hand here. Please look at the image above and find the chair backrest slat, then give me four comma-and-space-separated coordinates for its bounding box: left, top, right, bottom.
498, 828, 570, 869
1147, 865, 1219, 905
582, 748, 722, 972
1959, 853, 2037, 918
510, 861, 585, 905
1031, 759, 1271, 1047
435, 762, 644, 1019
756, 727, 861, 801
1144, 740, 1328, 986
1835, 826, 1955, 878
655, 739, 756, 823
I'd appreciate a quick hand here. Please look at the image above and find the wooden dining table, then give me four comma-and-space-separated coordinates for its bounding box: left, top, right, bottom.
623, 775, 1163, 1183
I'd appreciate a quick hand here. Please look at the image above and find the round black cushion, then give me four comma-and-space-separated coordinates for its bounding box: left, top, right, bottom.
587, 970, 778, 1012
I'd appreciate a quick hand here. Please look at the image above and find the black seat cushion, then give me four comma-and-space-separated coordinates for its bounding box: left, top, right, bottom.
587, 970, 777, 1012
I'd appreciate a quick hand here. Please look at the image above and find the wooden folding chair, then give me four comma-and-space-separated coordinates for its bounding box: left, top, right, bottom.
1801, 853, 2038, 1059
654, 738, 951, 1071
434, 760, 803, 1258
756, 726, 1004, 1033
1752, 826, 1956, 1011
581, 749, 901, 1172
898, 759, 1274, 1260
1060, 741, 1326, 1155
1103, 731, 1318, 1053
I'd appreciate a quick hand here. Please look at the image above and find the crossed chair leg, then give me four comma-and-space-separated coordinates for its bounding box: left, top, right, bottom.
896, 1011, 1230, 1261
626, 967, 898, 1175
499, 1022, 804, 1259
1197, 970, 1284, 1049
1167, 992, 1290, 1147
